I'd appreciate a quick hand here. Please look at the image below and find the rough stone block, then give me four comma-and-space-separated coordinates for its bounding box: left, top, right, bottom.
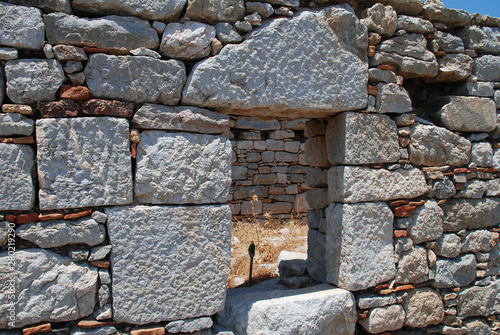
326, 112, 399, 165
457, 280, 500, 318
473, 55, 500, 82
328, 166, 428, 203
407, 200, 444, 244
471, 142, 493, 167
403, 288, 444, 328
376, 83, 412, 114
36, 117, 133, 210
135, 131, 231, 204
360, 3, 397, 37
0, 2, 44, 50
185, 0, 245, 24
395, 246, 429, 284
431, 255, 476, 289
0, 113, 34, 137
305, 137, 330, 168
0, 144, 35, 211
358, 304, 405, 334
441, 198, 500, 232
326, 202, 396, 291
160, 21, 216, 60
307, 229, 326, 283
106, 204, 231, 324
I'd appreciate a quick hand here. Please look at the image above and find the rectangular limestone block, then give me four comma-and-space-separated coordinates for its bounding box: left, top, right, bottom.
36, 117, 133, 210
106, 204, 231, 324
326, 112, 400, 165
134, 131, 232, 204
326, 202, 396, 291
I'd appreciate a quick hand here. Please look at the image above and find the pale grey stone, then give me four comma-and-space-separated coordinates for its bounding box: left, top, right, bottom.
461, 82, 494, 97
67, 72, 86, 86
357, 293, 397, 309
408, 200, 444, 244
460, 180, 486, 199
5, 59, 64, 104
430, 177, 456, 199
219, 284, 356, 335
0, 249, 97, 328
64, 61, 83, 73
368, 68, 397, 83
244, 12, 262, 26
91, 211, 107, 224
160, 22, 216, 60
43, 43, 54, 58
435, 31, 465, 53
0, 144, 34, 211
457, 280, 500, 317
135, 131, 231, 205
396, 246, 428, 284
153, 21, 166, 34
44, 13, 159, 53
359, 304, 406, 334
68, 246, 89, 261
71, 326, 116, 335
0, 47, 17, 60
461, 230, 494, 253
166, 317, 213, 333
98, 285, 110, 307
360, 3, 397, 37
328, 166, 428, 203
326, 112, 399, 165
471, 142, 493, 167
3, 0, 71, 13
495, 90, 500, 108
473, 55, 500, 82
358, 0, 424, 16
246, 2, 273, 19
185, 0, 245, 24
397, 15, 433, 34
0, 2, 44, 50
106, 204, 231, 324
274, 6, 294, 17
486, 179, 500, 197
421, 0, 470, 29
94, 304, 113, 321
99, 268, 111, 285
376, 83, 412, 114
0, 221, 8, 246
16, 218, 106, 248
371, 33, 438, 78
463, 319, 491, 335
442, 198, 500, 232
326, 202, 396, 291
132, 104, 229, 134
88, 245, 112, 261
278, 251, 307, 277
409, 124, 471, 167
395, 237, 413, 255
307, 229, 326, 282
215, 22, 242, 43
260, 0, 298, 7
494, 149, 500, 169
459, 26, 500, 54
72, 0, 186, 21
130, 47, 161, 58
182, 7, 368, 117
431, 255, 476, 289
36, 117, 133, 210
0, 113, 34, 136
403, 287, 444, 328
432, 54, 473, 82
85, 54, 185, 105
234, 20, 252, 32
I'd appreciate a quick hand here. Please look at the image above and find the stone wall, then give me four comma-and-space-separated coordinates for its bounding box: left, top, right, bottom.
0, 0, 500, 334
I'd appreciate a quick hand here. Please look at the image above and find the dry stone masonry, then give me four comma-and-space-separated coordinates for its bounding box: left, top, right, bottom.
0, 0, 499, 334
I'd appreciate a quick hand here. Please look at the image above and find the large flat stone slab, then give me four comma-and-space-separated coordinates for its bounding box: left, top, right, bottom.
457, 280, 500, 318
441, 198, 500, 232
0, 249, 98, 328
328, 166, 428, 203
0, 2, 45, 50
326, 112, 399, 165
106, 204, 231, 324
135, 131, 231, 204
36, 117, 133, 210
44, 13, 159, 53
85, 54, 185, 105
460, 26, 500, 54
326, 202, 396, 291
182, 6, 368, 117
0, 144, 35, 211
219, 284, 356, 335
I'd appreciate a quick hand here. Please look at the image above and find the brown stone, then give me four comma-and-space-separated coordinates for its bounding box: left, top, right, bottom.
83, 46, 107, 53
63, 209, 92, 220
358, 310, 369, 319
399, 137, 411, 147
16, 213, 40, 224
59, 85, 91, 101
23, 323, 51, 335
90, 260, 110, 268
130, 328, 165, 335
53, 45, 87, 61
304, 119, 326, 137
379, 284, 415, 295
394, 230, 408, 238
453, 168, 468, 174
5, 215, 16, 223
82, 99, 134, 118
368, 85, 378, 95
253, 174, 278, 185
394, 205, 417, 217
305, 137, 331, 168
38, 213, 64, 221
425, 33, 436, 40
37, 99, 81, 118
378, 64, 395, 71
368, 45, 376, 58
2, 104, 34, 115
131, 143, 137, 159
0, 136, 35, 144
389, 200, 409, 207
77, 320, 116, 329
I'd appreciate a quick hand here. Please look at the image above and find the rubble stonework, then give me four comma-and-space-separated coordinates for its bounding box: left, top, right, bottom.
0, 0, 500, 334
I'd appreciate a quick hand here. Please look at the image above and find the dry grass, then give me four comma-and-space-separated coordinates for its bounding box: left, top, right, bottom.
227, 210, 308, 289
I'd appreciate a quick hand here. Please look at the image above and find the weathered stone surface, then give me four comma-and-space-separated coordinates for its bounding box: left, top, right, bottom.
182, 7, 368, 117
358, 0, 423, 16
326, 112, 399, 165
370, 33, 438, 78
72, 0, 186, 21
328, 166, 428, 203
165, 317, 213, 333
463, 319, 491, 335
133, 104, 229, 134
0, 144, 35, 211
409, 124, 471, 167
461, 82, 495, 97
360, 3, 397, 37
368, 68, 397, 83
473, 55, 500, 82
53, 45, 87, 61
359, 305, 406, 334
305, 137, 330, 168
0, 249, 97, 328
37, 99, 80, 118
429, 177, 456, 199
36, 117, 133, 210
357, 293, 397, 309
397, 15, 433, 34
307, 229, 326, 283
246, 2, 274, 19
407, 200, 444, 244
461, 230, 494, 253
234, 116, 280, 130
160, 22, 216, 60
0, 2, 44, 50
486, 179, 500, 197
215, 22, 242, 43
3, 0, 71, 13
0, 221, 8, 246
81, 99, 134, 118
219, 284, 356, 335
431, 255, 476, 288
421, 0, 470, 29
326, 202, 395, 291
0, 113, 34, 137
5, 59, 64, 104
44, 13, 159, 53
85, 54, 185, 105
457, 280, 500, 317
435, 31, 465, 53
431, 54, 473, 82
460, 180, 486, 199
460, 26, 500, 54
88, 245, 112, 261
471, 142, 493, 167
186, 0, 245, 24
16, 218, 105, 248
494, 149, 500, 169
106, 204, 231, 324
396, 246, 429, 284
403, 288, 444, 328
376, 83, 412, 114
441, 198, 500, 232
135, 131, 231, 204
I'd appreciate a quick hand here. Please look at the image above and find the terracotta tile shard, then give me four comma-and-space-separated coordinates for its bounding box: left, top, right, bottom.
379, 284, 415, 295
398, 160, 410, 164
389, 200, 409, 207
16, 213, 40, 224
443, 172, 455, 177
408, 200, 425, 206
377, 64, 395, 71
0, 136, 34, 144
130, 328, 165, 335
83, 46, 108, 53
5, 214, 16, 223
453, 168, 468, 174
59, 85, 91, 101
90, 260, 110, 268
64, 209, 92, 220
131, 143, 137, 159
38, 213, 64, 221
23, 323, 52, 335
358, 310, 369, 319
77, 320, 116, 329
394, 205, 416, 217
437, 200, 447, 206
368, 85, 378, 95
394, 230, 408, 238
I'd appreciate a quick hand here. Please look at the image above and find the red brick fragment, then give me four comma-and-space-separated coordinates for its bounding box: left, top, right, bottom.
82, 99, 134, 118
477, 167, 496, 173
64, 209, 92, 220
443, 172, 454, 177
131, 143, 137, 159
37, 99, 80, 118
0, 136, 34, 144
452, 287, 461, 292
23, 323, 51, 335
453, 168, 468, 174
130, 328, 165, 335
358, 310, 369, 319
5, 214, 16, 223
437, 200, 447, 206
425, 33, 436, 40
368, 45, 376, 57
367, 85, 378, 95
394, 205, 416, 217
16, 213, 39, 224
379, 284, 415, 295
377, 64, 395, 71
394, 230, 408, 238
38, 213, 64, 221
77, 320, 116, 329
408, 200, 425, 206
389, 200, 409, 207
83, 46, 107, 53
91, 260, 110, 268
59, 85, 90, 101
373, 284, 390, 291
